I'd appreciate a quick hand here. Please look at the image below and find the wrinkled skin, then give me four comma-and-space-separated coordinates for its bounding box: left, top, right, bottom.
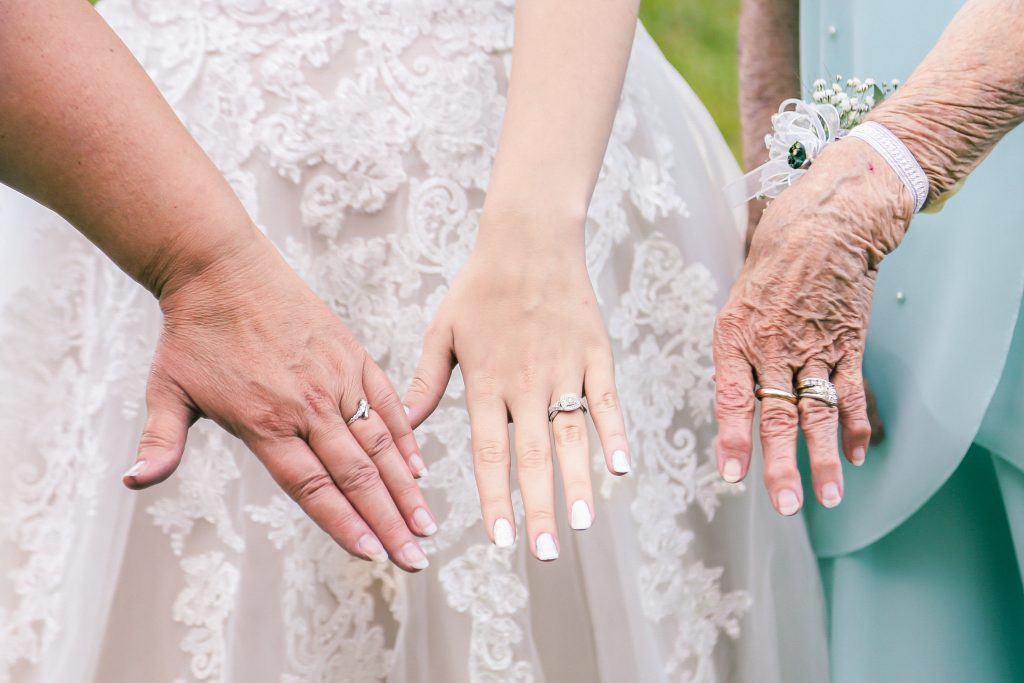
126, 234, 437, 572
403, 217, 630, 561
714, 140, 912, 515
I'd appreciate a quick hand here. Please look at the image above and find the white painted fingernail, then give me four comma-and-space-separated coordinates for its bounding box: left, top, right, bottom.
122, 460, 146, 479
493, 518, 515, 548
413, 507, 438, 536
400, 541, 430, 570
821, 482, 842, 508
535, 533, 559, 561
722, 458, 743, 483
570, 500, 592, 530
611, 450, 631, 474
777, 489, 801, 516
409, 453, 427, 478
852, 447, 866, 466
357, 534, 388, 563
404, 404, 411, 417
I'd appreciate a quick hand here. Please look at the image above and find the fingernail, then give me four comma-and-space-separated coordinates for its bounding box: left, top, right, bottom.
535, 533, 559, 561
776, 489, 801, 516
821, 482, 842, 508
409, 453, 427, 478
413, 507, 438, 536
122, 460, 146, 479
570, 500, 592, 530
721, 458, 743, 483
404, 404, 411, 417
611, 450, 631, 474
357, 534, 388, 563
852, 447, 866, 466
400, 541, 430, 570
493, 518, 515, 548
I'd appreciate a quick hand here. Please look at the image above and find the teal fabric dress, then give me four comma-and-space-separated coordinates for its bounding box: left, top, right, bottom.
799, 2, 1024, 681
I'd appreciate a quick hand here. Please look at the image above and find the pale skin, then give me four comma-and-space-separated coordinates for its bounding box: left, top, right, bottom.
0, 0, 437, 571
404, 0, 638, 559
721, 0, 1024, 515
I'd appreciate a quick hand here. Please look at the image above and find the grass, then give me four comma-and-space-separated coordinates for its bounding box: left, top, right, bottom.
640, 0, 741, 159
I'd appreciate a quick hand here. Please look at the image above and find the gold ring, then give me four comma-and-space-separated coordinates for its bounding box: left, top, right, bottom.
754, 387, 798, 405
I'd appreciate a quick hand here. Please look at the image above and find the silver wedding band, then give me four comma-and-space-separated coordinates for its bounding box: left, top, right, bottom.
346, 398, 372, 425
548, 393, 587, 422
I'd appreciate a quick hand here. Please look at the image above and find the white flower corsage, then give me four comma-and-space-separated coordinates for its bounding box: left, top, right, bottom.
726, 77, 901, 206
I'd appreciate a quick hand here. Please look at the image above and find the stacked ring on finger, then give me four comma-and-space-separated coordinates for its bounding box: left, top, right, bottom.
346, 398, 372, 425
754, 386, 798, 405
796, 378, 839, 408
548, 393, 588, 422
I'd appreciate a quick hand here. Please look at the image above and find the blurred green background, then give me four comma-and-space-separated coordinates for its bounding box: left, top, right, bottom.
641, 0, 742, 159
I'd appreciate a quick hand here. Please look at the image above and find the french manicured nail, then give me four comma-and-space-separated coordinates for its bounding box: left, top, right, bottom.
611, 450, 631, 474
400, 541, 430, 570
721, 458, 743, 483
404, 404, 412, 417
357, 534, 388, 563
776, 488, 801, 516
535, 533, 559, 561
570, 500, 592, 530
852, 447, 866, 466
493, 518, 515, 548
122, 460, 146, 479
821, 482, 842, 508
409, 453, 427, 478
413, 507, 438, 536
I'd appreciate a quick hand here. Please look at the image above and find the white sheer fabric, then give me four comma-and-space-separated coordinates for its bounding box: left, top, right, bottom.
0, 2, 828, 682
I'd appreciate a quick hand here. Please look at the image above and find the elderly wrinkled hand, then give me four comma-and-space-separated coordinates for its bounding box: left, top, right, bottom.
712, 139, 912, 516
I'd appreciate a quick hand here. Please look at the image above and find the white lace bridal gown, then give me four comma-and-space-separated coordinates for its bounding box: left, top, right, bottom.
0, 2, 828, 682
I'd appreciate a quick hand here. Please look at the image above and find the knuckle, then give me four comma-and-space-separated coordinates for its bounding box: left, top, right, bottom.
554, 423, 585, 447
406, 373, 432, 398
799, 402, 838, 432
369, 388, 402, 416
138, 427, 177, 453
379, 516, 412, 541
301, 384, 336, 419
362, 429, 395, 460
517, 444, 550, 470
474, 439, 509, 466
763, 461, 797, 488
759, 406, 797, 437
480, 493, 510, 511
527, 508, 555, 523
336, 460, 382, 494
843, 417, 872, 442
591, 391, 619, 414
717, 430, 752, 456
288, 471, 336, 505
716, 382, 755, 416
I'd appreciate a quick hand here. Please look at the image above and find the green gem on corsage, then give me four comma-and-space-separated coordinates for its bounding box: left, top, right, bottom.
787, 141, 808, 169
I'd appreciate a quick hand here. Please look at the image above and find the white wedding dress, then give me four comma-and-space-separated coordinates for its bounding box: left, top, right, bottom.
0, 2, 828, 682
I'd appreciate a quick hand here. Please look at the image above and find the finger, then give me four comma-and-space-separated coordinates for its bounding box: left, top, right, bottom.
251, 437, 387, 563
403, 322, 456, 430
344, 407, 438, 538
363, 359, 427, 478
307, 421, 430, 572
125, 380, 197, 490
466, 383, 515, 547
550, 389, 593, 532
797, 362, 843, 509
756, 365, 803, 516
835, 353, 872, 466
582, 350, 631, 476
511, 402, 559, 561
712, 334, 756, 484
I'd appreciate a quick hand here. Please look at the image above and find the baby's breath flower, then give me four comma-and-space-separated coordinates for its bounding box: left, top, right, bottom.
814, 78, 827, 90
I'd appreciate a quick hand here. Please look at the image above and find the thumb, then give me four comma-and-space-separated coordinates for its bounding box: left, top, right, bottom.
123, 381, 196, 490
403, 322, 456, 429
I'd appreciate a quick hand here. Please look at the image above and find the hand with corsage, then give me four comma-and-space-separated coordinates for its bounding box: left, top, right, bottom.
720, 0, 1024, 515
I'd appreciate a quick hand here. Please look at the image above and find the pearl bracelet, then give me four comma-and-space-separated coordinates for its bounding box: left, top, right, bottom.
847, 121, 930, 213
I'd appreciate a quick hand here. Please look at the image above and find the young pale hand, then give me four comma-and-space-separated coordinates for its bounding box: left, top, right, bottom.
713, 140, 911, 515
123, 232, 436, 572
403, 223, 631, 560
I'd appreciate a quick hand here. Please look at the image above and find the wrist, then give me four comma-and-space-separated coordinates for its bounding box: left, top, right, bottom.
475, 197, 588, 259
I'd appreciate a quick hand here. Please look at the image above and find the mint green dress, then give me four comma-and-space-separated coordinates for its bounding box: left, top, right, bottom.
800, 2, 1024, 681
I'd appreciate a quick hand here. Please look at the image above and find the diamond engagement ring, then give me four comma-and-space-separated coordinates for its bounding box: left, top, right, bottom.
796, 378, 839, 408
548, 393, 588, 422
346, 398, 372, 425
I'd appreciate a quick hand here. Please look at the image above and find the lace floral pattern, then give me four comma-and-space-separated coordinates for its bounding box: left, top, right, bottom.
0, 1, 755, 681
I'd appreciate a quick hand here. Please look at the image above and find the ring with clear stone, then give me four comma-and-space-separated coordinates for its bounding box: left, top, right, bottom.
548, 393, 588, 422
796, 378, 839, 408
346, 398, 372, 425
